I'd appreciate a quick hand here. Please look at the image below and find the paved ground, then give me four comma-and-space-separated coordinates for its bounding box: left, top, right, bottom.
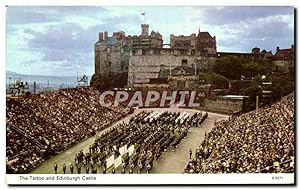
30, 107, 228, 174
151, 110, 227, 173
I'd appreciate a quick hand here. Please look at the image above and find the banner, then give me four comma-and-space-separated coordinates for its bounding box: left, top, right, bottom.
128, 145, 135, 156
119, 145, 127, 156
114, 156, 122, 168
106, 155, 114, 168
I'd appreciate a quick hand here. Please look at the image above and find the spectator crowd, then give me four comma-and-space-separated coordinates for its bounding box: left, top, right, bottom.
6, 87, 129, 174
184, 93, 294, 173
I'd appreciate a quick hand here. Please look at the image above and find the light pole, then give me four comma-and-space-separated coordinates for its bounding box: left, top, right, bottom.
256, 75, 268, 111
193, 62, 197, 75
256, 85, 262, 111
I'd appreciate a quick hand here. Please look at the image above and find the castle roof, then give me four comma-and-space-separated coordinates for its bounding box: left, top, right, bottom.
96, 36, 119, 46
261, 49, 267, 53
198, 32, 213, 38
273, 48, 294, 60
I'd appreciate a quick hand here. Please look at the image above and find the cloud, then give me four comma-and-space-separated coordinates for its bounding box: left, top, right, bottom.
25, 23, 83, 50
6, 6, 295, 76
6, 6, 108, 25
21, 12, 143, 64
6, 6, 61, 24
192, 6, 294, 25
185, 6, 294, 52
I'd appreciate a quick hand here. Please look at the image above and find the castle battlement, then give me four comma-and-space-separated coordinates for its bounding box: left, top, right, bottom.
93, 24, 217, 88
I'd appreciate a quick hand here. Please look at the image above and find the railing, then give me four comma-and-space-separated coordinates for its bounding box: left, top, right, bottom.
9, 125, 44, 149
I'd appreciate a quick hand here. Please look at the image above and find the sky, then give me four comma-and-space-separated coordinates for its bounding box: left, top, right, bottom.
6, 6, 294, 76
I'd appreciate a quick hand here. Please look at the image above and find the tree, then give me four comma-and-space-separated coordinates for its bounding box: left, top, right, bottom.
241, 61, 268, 78
213, 56, 243, 80
198, 72, 228, 89
271, 75, 294, 101
213, 56, 268, 80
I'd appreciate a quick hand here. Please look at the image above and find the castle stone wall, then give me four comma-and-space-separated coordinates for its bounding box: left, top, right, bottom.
201, 97, 244, 114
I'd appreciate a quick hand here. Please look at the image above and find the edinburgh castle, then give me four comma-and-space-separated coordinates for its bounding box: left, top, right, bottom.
90, 23, 294, 91
90, 23, 217, 89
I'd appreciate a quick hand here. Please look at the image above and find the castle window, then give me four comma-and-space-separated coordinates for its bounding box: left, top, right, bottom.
182, 59, 188, 65
191, 50, 195, 56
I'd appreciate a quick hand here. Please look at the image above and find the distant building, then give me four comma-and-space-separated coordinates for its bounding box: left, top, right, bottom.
260, 49, 273, 60
272, 45, 294, 72
217, 47, 273, 61
170, 28, 217, 57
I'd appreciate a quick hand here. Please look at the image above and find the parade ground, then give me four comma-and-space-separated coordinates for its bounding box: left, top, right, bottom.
30, 107, 228, 174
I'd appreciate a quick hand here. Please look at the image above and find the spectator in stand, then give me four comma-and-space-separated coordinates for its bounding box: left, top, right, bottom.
184, 93, 294, 174
6, 87, 129, 174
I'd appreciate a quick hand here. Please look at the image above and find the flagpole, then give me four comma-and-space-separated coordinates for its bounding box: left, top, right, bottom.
141, 12, 146, 23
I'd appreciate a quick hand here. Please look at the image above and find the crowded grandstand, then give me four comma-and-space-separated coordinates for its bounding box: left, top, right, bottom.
6, 86, 295, 174
184, 93, 294, 173
6, 87, 129, 173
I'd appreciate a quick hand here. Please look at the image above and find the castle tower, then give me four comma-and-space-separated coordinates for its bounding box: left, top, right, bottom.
141, 24, 149, 36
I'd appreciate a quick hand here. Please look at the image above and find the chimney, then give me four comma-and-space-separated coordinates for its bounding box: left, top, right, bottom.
291, 44, 294, 49
98, 32, 104, 41
104, 31, 108, 40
